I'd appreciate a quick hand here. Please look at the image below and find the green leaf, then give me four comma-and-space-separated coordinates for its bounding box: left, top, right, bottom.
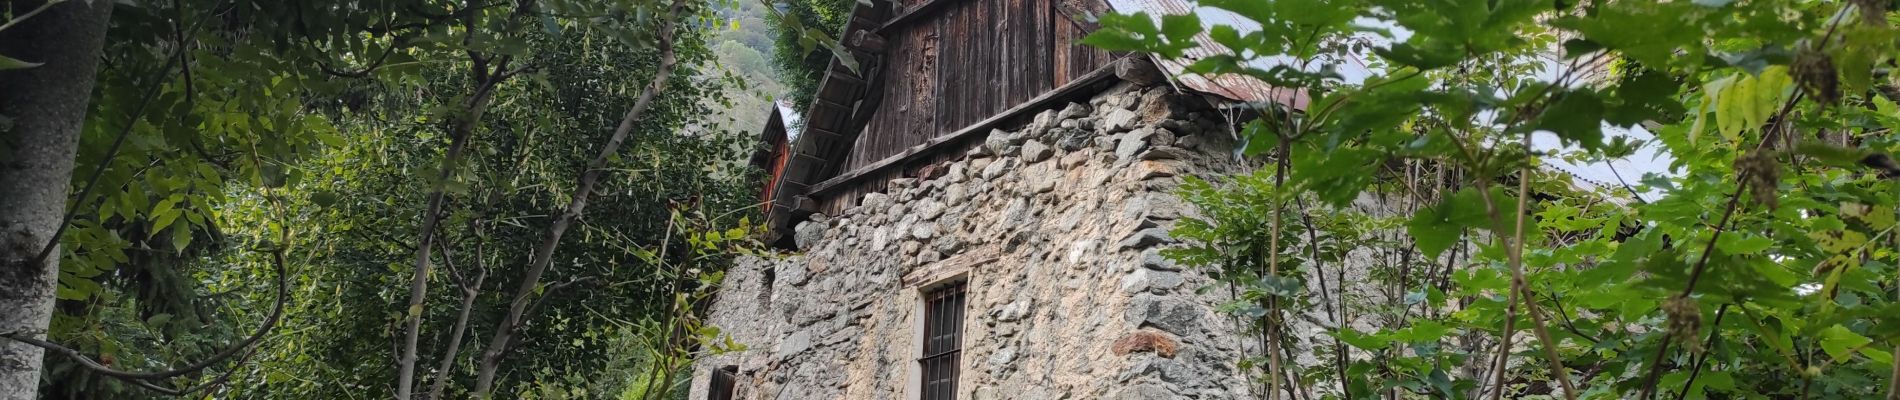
1160, 13, 1201, 41
0, 53, 43, 70
311, 191, 341, 207
1532, 89, 1606, 150
1407, 210, 1461, 259
146, 313, 174, 327
171, 222, 193, 253
149, 209, 183, 238
1714, 234, 1772, 255
1331, 328, 1391, 350
1817, 325, 1872, 362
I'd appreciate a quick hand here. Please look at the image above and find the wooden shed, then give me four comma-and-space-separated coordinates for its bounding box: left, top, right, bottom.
754, 0, 1293, 247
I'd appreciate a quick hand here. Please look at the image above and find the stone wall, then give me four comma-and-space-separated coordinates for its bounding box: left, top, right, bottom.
691, 83, 1265, 400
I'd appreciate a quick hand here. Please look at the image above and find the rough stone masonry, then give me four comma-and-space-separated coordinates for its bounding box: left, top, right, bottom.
692, 83, 1267, 400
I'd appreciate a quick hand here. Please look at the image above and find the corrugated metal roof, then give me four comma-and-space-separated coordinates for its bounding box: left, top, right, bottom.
776, 100, 803, 140
1098, 0, 1678, 197
1103, 0, 1324, 109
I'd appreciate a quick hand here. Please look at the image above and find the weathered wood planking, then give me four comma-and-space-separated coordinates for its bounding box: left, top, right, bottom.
847, 0, 1112, 174
813, 0, 1117, 215
808, 59, 1124, 214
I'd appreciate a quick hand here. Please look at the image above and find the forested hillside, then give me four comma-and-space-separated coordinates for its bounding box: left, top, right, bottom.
4, 0, 1897, 399
0, 0, 822, 398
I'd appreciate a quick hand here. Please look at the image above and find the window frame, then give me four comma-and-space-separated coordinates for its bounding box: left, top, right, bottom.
707, 365, 738, 400
912, 278, 968, 400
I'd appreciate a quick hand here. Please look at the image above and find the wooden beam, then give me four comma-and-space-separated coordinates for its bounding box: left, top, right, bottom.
805, 57, 1129, 195
815, 98, 853, 111
793, 152, 828, 166
793, 196, 820, 214
1055, 0, 1105, 32
879, 0, 959, 33
825, 69, 866, 87
846, 30, 888, 53
804, 127, 846, 140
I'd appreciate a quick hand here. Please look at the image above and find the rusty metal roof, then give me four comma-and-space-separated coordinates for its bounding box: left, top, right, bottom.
1103, 0, 1315, 109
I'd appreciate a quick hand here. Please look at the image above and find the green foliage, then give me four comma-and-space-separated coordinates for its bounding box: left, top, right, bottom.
770, 0, 852, 113
33, 0, 764, 397
1096, 0, 1900, 398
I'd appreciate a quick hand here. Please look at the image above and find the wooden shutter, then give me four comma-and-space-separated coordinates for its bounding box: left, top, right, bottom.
919, 282, 967, 400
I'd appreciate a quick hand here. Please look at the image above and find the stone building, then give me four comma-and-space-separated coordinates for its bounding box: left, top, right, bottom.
693, 0, 1658, 398
701, 83, 1266, 399
691, 0, 1309, 396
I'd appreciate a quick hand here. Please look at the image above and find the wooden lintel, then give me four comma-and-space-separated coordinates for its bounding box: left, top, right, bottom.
806, 56, 1131, 195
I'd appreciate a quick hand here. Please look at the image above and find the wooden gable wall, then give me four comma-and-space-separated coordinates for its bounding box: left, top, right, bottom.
847, 0, 1116, 172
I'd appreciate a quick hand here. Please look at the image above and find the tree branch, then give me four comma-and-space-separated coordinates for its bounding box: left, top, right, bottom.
3, 245, 288, 392
470, 1, 690, 395
424, 237, 485, 400
395, 45, 508, 400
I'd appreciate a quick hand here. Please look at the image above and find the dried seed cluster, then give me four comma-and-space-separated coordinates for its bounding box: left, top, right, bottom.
1735, 149, 1781, 210
1662, 295, 1704, 353
1793, 48, 1840, 105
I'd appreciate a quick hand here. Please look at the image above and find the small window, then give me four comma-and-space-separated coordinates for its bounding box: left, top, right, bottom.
919, 282, 967, 400
709, 365, 738, 400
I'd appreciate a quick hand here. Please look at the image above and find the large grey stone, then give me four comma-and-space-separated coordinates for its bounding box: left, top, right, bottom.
988, 346, 1018, 367
1056, 129, 1091, 151
945, 162, 969, 182
860, 192, 892, 209
932, 236, 965, 255
1123, 193, 1189, 220
984, 128, 1019, 155
1001, 198, 1034, 230
982, 157, 1012, 179
914, 200, 945, 220
1140, 146, 1194, 161
1125, 294, 1204, 334
1116, 128, 1155, 161
780, 261, 810, 286
1104, 109, 1141, 133
1120, 269, 1185, 294
912, 221, 938, 240
794, 220, 828, 250
776, 329, 811, 358
1059, 102, 1092, 119
1118, 228, 1172, 249
1110, 384, 1179, 400
945, 183, 970, 205
996, 300, 1031, 322
1141, 248, 1184, 272
1021, 140, 1053, 162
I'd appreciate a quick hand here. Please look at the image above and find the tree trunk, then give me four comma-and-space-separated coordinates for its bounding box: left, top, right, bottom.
0, 1, 114, 397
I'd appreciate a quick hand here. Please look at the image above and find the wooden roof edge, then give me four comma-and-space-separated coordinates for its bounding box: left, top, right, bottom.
751, 104, 787, 169
759, 0, 898, 238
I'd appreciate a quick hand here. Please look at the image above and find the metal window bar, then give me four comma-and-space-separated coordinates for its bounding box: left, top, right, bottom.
709, 365, 738, 400
919, 282, 966, 400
